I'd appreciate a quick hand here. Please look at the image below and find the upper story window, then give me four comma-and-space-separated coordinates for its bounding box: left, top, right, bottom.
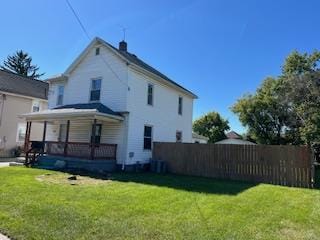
95, 47, 100, 55
32, 100, 40, 112
147, 84, 153, 106
90, 79, 102, 102
57, 85, 64, 106
176, 131, 182, 143
178, 96, 183, 115
143, 125, 153, 150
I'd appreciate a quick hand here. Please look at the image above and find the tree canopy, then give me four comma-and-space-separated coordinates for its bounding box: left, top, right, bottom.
193, 111, 230, 143
1, 50, 44, 79
232, 50, 320, 145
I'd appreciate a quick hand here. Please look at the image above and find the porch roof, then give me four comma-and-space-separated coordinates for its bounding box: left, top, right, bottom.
20, 103, 124, 122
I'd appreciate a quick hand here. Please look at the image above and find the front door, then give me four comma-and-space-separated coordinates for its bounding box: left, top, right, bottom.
91, 124, 102, 144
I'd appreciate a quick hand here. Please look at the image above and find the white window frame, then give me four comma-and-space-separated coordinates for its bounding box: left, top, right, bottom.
178, 96, 183, 115
176, 131, 183, 143
16, 122, 26, 143
56, 85, 64, 106
31, 99, 40, 112
143, 125, 153, 151
147, 83, 154, 106
89, 78, 102, 102
95, 47, 100, 55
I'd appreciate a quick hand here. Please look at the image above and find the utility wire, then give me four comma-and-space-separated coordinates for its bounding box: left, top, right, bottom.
65, 0, 130, 90
65, 0, 90, 39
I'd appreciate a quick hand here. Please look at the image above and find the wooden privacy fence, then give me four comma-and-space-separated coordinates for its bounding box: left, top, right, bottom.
153, 143, 314, 188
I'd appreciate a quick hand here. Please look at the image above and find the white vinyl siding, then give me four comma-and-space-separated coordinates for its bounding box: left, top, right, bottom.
125, 68, 193, 164
59, 45, 128, 111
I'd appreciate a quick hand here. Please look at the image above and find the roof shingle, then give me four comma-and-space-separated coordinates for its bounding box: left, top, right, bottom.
0, 70, 48, 99
54, 103, 122, 117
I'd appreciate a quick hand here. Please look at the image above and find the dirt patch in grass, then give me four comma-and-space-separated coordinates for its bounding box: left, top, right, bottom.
36, 173, 112, 186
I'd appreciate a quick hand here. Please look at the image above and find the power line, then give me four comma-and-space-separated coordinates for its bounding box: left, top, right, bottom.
65, 0, 130, 90
65, 0, 90, 40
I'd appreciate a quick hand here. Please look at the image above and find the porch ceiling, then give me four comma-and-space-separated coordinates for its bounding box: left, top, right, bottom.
19, 108, 124, 122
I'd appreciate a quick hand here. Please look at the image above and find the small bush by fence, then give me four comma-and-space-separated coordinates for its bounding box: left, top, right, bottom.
153, 143, 314, 188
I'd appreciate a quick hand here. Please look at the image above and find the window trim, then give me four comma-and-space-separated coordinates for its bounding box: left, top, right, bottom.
143, 124, 153, 151
147, 83, 154, 106
56, 85, 64, 106
176, 131, 183, 143
95, 47, 100, 55
89, 78, 102, 102
178, 96, 183, 115
31, 99, 40, 112
16, 122, 26, 143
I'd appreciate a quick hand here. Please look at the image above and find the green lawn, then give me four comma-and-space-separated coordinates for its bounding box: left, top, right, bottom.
1, 167, 320, 240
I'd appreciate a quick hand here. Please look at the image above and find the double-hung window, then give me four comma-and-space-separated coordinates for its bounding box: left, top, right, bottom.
176, 131, 182, 143
32, 100, 40, 112
57, 85, 64, 106
178, 96, 183, 115
147, 84, 153, 106
90, 79, 102, 102
143, 125, 153, 150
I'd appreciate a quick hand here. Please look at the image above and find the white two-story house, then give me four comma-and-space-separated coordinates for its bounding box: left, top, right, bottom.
22, 37, 197, 171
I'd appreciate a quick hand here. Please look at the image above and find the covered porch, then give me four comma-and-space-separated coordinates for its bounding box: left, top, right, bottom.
21, 103, 125, 169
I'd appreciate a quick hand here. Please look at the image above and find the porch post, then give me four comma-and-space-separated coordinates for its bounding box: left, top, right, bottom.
24, 121, 32, 152
91, 119, 97, 160
42, 121, 47, 154
64, 120, 70, 157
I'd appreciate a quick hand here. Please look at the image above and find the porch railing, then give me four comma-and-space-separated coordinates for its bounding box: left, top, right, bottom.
45, 141, 117, 160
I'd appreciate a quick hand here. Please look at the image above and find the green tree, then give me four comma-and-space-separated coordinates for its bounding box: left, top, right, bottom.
282, 50, 320, 76
232, 50, 320, 145
232, 77, 300, 145
1, 50, 44, 79
193, 112, 230, 143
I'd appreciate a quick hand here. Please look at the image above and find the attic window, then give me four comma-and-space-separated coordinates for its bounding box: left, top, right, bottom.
95, 47, 100, 55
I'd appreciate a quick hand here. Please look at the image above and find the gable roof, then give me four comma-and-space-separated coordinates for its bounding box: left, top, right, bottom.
57, 37, 197, 99
225, 131, 242, 139
54, 103, 122, 117
192, 132, 209, 140
0, 69, 48, 100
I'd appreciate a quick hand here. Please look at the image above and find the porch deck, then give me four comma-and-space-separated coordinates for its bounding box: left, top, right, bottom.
46, 141, 117, 160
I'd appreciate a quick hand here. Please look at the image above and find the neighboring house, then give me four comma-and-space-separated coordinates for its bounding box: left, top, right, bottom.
215, 131, 256, 145
21, 37, 197, 171
0, 70, 48, 157
192, 132, 208, 144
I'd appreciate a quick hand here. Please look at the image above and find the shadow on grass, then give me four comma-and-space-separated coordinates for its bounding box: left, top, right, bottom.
49, 167, 257, 195
111, 173, 257, 195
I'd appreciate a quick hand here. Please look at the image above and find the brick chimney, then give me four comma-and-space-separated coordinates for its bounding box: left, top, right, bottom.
119, 40, 127, 52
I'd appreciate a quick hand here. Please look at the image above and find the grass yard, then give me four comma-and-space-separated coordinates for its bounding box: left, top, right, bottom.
1, 167, 320, 240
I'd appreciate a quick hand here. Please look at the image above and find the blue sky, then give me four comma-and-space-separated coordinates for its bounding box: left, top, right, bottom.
1, 0, 319, 133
